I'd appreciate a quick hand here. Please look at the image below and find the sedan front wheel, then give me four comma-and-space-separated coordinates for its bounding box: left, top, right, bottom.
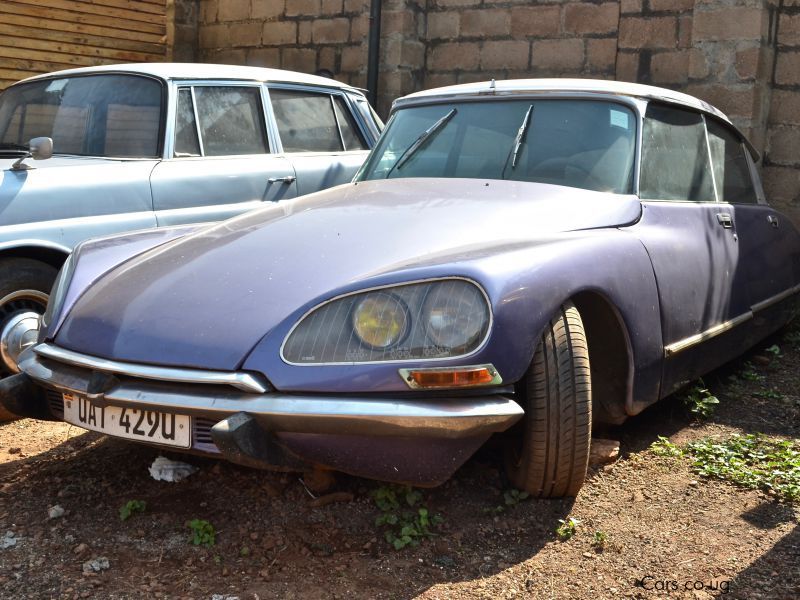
505, 301, 592, 497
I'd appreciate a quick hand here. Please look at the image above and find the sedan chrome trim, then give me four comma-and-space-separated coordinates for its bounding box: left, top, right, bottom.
18, 350, 523, 439
664, 312, 753, 357
33, 343, 269, 394
664, 284, 800, 357
750, 283, 800, 314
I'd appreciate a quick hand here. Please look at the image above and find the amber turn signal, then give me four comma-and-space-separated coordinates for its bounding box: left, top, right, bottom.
399, 365, 502, 389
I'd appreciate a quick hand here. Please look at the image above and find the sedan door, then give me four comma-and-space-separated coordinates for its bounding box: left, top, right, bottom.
267, 87, 372, 196
626, 103, 751, 394
150, 84, 298, 227
705, 119, 800, 330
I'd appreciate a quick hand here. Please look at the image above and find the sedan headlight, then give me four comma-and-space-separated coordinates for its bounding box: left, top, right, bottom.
282, 279, 491, 364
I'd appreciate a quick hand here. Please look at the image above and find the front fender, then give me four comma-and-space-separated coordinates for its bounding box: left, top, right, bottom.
44, 224, 208, 340
244, 229, 663, 408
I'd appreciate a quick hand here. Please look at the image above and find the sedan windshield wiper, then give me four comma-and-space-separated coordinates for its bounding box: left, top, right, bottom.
502, 105, 534, 177
387, 108, 457, 176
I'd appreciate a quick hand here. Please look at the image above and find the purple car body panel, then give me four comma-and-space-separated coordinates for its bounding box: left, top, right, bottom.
52, 179, 642, 365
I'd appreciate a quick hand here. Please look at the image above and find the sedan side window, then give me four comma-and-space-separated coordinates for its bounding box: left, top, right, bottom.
270, 88, 367, 152
706, 119, 758, 204
640, 104, 715, 202
174, 86, 268, 157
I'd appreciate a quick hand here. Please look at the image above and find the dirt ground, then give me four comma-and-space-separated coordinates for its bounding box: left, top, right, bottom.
1, 328, 798, 599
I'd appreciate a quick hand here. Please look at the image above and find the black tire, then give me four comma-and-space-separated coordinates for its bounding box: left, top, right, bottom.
0, 258, 57, 421
505, 301, 592, 497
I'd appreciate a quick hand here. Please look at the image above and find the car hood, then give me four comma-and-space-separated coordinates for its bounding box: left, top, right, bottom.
54, 178, 641, 370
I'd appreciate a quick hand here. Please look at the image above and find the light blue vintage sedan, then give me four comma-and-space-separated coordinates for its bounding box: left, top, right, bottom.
0, 63, 382, 379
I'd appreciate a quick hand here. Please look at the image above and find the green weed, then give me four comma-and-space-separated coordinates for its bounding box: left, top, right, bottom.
688, 434, 800, 502
188, 519, 216, 547
555, 517, 580, 540
650, 436, 683, 457
119, 499, 146, 521
682, 381, 719, 420
372, 485, 443, 550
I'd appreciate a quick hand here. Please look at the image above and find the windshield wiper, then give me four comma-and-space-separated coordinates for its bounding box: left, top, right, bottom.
387, 108, 457, 176
502, 105, 534, 177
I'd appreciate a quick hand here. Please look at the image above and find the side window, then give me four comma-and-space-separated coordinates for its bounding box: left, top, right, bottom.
640, 104, 715, 202
706, 120, 758, 204
269, 89, 367, 152
174, 88, 201, 157
191, 86, 268, 157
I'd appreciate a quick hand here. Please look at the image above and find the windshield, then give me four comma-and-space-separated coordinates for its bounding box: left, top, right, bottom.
0, 74, 163, 158
357, 99, 637, 194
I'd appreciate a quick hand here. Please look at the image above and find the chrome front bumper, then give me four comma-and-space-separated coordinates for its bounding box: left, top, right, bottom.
16, 344, 523, 440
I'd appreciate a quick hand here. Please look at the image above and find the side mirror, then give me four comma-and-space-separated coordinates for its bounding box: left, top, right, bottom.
29, 137, 53, 161
10, 136, 53, 171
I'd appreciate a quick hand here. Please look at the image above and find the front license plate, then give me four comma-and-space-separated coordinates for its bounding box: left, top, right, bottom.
62, 393, 191, 448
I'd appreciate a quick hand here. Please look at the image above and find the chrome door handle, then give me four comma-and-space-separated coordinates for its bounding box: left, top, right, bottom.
768, 215, 780, 228
716, 213, 733, 228
268, 175, 296, 184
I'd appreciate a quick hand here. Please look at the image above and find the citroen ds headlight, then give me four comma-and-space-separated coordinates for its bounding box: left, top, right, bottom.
282, 279, 491, 364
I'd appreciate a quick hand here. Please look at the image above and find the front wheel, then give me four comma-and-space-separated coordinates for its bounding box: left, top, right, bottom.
0, 258, 57, 421
504, 301, 592, 497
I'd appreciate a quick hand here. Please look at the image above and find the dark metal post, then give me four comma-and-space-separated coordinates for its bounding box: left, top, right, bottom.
366, 0, 382, 107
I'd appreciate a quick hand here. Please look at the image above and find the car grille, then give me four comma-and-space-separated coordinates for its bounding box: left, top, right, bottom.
45, 389, 220, 454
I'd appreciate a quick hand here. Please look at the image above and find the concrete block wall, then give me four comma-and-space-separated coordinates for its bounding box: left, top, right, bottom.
187, 0, 799, 223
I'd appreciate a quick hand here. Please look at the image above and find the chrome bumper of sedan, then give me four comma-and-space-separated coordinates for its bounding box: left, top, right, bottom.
13, 345, 522, 439
2, 345, 523, 484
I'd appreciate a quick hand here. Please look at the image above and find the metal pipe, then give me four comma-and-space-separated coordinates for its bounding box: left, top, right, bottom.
366, 0, 382, 107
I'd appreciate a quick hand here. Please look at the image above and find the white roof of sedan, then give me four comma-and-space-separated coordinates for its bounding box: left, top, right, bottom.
395, 78, 729, 123
16, 62, 360, 91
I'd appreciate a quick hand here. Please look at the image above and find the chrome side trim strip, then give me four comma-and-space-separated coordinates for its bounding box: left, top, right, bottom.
664, 312, 753, 357
751, 284, 800, 314
33, 343, 269, 394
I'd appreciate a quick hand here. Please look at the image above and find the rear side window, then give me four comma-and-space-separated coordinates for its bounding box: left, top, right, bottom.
174, 86, 268, 157
270, 88, 367, 152
706, 119, 757, 204
640, 104, 715, 202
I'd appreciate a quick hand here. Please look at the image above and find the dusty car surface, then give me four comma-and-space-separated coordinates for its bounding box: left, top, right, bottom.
2, 79, 798, 497
0, 62, 382, 380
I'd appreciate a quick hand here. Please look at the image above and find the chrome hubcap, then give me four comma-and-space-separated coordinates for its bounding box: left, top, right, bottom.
0, 289, 48, 373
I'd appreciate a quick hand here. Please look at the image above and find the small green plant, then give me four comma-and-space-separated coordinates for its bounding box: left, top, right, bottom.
372, 485, 443, 550
682, 381, 719, 420
739, 361, 764, 382
650, 436, 683, 457
188, 519, 216, 547
591, 530, 608, 550
688, 434, 800, 502
765, 344, 781, 357
555, 517, 580, 540
484, 488, 530, 514
784, 329, 800, 350
753, 389, 784, 400
119, 499, 146, 521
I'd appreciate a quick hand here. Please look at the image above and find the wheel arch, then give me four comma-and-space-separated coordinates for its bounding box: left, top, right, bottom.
570, 290, 634, 425
0, 241, 71, 270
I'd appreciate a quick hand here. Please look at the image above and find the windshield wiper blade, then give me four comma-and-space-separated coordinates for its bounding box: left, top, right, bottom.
509, 104, 534, 169
388, 108, 457, 175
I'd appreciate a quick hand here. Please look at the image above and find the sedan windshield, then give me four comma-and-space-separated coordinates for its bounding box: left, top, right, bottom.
0, 74, 163, 158
357, 99, 637, 194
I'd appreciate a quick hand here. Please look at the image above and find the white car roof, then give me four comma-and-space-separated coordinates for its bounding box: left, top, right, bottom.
395, 78, 729, 124
15, 62, 360, 92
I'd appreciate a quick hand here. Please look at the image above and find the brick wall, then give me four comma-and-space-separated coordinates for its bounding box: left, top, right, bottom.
189, 0, 799, 223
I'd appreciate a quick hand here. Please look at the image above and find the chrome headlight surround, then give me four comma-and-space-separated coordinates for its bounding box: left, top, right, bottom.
281, 278, 492, 365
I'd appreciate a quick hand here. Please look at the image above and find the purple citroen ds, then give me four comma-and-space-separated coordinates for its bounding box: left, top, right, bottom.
2, 79, 798, 497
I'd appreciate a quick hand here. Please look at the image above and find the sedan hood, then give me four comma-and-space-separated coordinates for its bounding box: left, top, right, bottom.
55, 179, 641, 370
